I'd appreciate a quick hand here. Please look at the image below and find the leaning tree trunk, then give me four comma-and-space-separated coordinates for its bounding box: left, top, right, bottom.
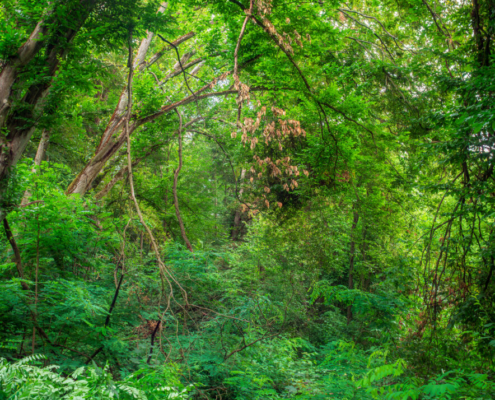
65, 29, 195, 196
0, 0, 96, 220
0, 11, 55, 129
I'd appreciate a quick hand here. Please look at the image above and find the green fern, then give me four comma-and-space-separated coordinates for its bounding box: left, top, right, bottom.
0, 357, 193, 399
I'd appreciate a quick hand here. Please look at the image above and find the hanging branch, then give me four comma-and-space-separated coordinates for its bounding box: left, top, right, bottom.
338, 8, 415, 53
337, 10, 397, 62
85, 271, 125, 364
123, 28, 189, 303
420, 0, 452, 40
156, 34, 197, 99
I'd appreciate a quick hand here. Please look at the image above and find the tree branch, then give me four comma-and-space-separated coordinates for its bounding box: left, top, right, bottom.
3, 218, 29, 290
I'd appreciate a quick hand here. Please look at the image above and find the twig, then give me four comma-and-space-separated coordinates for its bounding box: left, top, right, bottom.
156, 34, 197, 100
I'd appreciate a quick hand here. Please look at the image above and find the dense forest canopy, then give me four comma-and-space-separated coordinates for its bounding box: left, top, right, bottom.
0, 0, 494, 398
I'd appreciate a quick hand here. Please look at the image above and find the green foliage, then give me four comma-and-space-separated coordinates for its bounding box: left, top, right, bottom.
0, 355, 190, 399
1, 0, 495, 398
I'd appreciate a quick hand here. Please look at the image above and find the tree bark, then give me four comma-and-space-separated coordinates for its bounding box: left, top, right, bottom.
95, 26, 162, 155
66, 55, 261, 197
141, 32, 195, 71
0, 8, 55, 129
33, 129, 50, 166
65, 31, 197, 196
0, 0, 96, 220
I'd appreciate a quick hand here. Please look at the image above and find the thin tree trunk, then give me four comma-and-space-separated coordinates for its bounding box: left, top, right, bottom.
21, 130, 50, 205
66, 55, 260, 197
3, 218, 29, 291
231, 169, 246, 240
347, 209, 359, 325
121, 33, 188, 300
32, 215, 40, 354
96, 3, 167, 155
142, 32, 195, 70
65, 18, 164, 197
33, 129, 50, 166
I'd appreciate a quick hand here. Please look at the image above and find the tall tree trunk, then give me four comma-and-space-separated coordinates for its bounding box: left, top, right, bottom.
347, 209, 360, 325
231, 169, 246, 241
33, 129, 50, 167
0, 0, 96, 220
21, 130, 50, 205
0, 8, 55, 129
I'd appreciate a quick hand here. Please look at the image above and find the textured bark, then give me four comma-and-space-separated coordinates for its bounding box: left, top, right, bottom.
96, 4, 167, 154
159, 56, 203, 85
0, 0, 96, 219
67, 55, 262, 197
96, 38, 155, 154
172, 51, 195, 71
33, 129, 50, 166
65, 131, 129, 196
0, 13, 53, 129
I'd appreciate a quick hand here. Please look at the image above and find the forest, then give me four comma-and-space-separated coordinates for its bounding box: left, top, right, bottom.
0, 0, 494, 398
